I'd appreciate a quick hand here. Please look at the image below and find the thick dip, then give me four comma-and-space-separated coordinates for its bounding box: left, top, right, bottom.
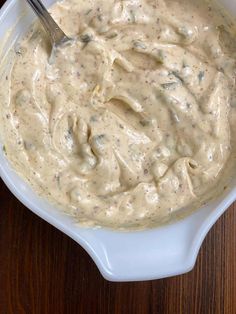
0, 0, 236, 229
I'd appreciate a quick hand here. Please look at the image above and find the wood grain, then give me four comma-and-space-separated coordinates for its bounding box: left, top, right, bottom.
0, 185, 236, 314
0, 0, 236, 311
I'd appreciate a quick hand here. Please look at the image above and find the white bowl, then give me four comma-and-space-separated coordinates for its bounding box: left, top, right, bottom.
0, 0, 236, 282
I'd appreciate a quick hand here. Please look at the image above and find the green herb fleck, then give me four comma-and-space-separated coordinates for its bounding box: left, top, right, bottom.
55, 174, 61, 189
171, 71, 184, 83
80, 34, 92, 43
94, 134, 106, 145
170, 110, 180, 123
65, 127, 73, 142
139, 119, 150, 127
189, 161, 197, 169
156, 50, 165, 63
130, 10, 136, 23
85, 8, 92, 15
97, 134, 105, 139
97, 14, 103, 21
161, 82, 179, 90
198, 71, 205, 83
178, 26, 192, 39
90, 115, 98, 122
24, 141, 34, 150
182, 60, 188, 68
230, 100, 236, 108
2, 145, 6, 154
217, 66, 225, 74
106, 32, 118, 39
14, 44, 25, 56
133, 41, 147, 49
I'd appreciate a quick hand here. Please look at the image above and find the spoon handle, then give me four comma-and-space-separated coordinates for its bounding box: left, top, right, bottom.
25, 0, 68, 45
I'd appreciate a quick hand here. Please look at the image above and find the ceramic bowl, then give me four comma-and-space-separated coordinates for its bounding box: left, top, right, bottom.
0, 0, 235, 281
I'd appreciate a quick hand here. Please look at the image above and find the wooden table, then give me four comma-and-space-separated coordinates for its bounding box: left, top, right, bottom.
1, 184, 236, 313
0, 1, 236, 311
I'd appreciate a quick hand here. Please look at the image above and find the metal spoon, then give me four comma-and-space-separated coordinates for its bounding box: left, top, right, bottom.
25, 0, 71, 47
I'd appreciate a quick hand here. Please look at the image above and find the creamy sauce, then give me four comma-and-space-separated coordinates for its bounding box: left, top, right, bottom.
1, 0, 236, 229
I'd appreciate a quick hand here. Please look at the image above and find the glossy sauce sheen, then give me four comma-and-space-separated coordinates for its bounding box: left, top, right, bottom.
0, 0, 236, 229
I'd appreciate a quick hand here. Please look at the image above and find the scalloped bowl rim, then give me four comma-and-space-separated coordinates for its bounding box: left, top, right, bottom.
0, 0, 235, 281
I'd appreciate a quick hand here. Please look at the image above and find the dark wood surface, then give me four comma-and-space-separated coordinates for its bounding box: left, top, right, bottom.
0, 0, 236, 311
0, 179, 235, 313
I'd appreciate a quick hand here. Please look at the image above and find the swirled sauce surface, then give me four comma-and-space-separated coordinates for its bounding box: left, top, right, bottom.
1, 0, 236, 229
